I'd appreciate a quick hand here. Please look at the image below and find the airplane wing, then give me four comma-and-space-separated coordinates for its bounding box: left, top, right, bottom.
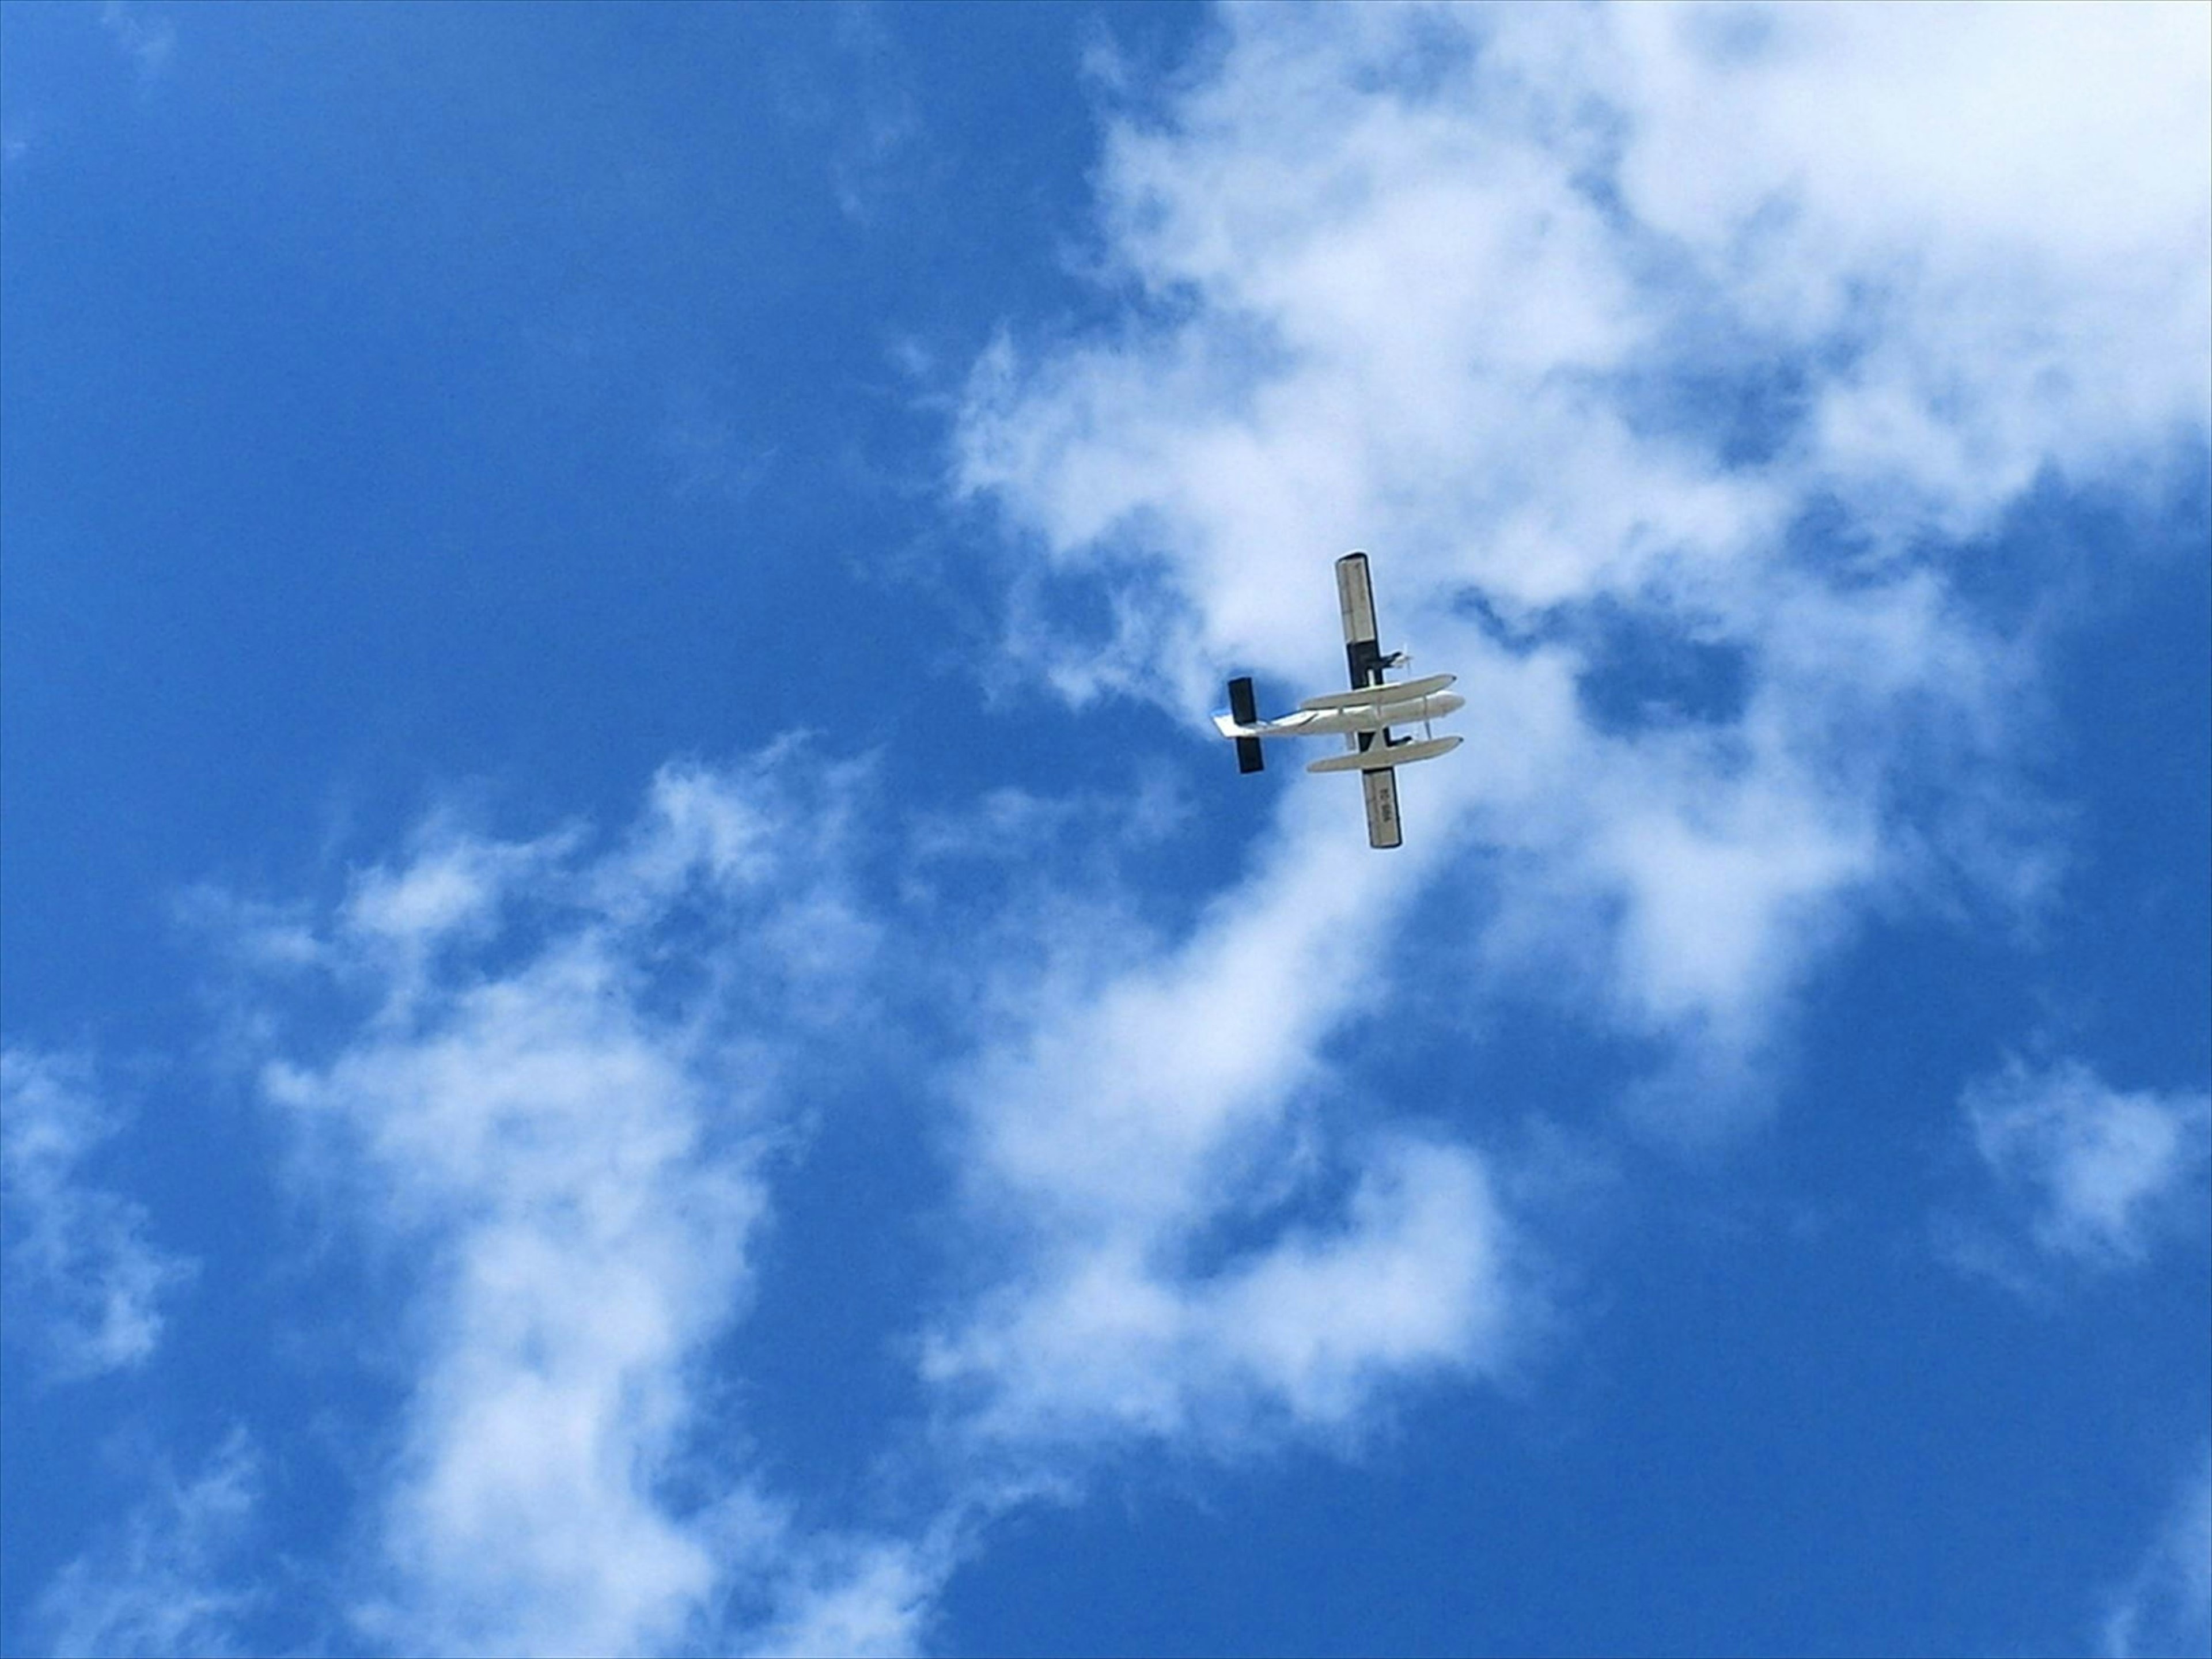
1361, 766, 1403, 849
1336, 551, 1389, 688
1305, 733, 1463, 774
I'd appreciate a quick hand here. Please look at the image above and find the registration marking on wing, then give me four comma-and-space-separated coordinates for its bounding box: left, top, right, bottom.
1361, 767, 1402, 849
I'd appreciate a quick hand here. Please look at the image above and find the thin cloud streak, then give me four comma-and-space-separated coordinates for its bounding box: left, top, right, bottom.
95, 2, 175, 85
32, 1429, 262, 1659
2103, 1446, 2212, 1659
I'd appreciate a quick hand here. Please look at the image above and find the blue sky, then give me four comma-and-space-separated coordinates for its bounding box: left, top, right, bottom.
2, 5, 2207, 1657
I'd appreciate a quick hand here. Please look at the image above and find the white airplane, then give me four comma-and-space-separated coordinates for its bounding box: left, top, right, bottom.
1213, 551, 1464, 849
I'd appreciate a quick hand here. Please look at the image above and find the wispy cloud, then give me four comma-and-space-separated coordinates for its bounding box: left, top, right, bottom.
2102, 1445, 2212, 1659
822, 5, 927, 228
1, 1047, 195, 1382
196, 751, 918, 1657
32, 1427, 263, 1659
660, 388, 778, 507
96, 2, 175, 85
1957, 1056, 2211, 1278
924, 782, 1524, 1463
772, 1, 931, 228
733, 1528, 947, 1659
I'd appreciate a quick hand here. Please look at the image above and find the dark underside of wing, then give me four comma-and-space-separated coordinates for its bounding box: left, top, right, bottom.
1336, 551, 1391, 689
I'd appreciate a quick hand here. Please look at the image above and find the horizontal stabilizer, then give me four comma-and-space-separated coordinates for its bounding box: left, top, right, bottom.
1306, 733, 1463, 774
1226, 677, 1265, 773
1298, 672, 1456, 711
1336, 552, 1379, 662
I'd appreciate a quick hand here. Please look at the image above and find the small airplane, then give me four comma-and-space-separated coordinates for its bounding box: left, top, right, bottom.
1213, 551, 1463, 850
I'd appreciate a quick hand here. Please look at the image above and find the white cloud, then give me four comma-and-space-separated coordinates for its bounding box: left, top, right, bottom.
924, 782, 1523, 1459
1598, 2, 2211, 532
735, 1529, 945, 1659
154, 741, 1526, 1652
1963, 1057, 2212, 1273
205, 753, 925, 1658
1, 1047, 195, 1382
33, 1428, 263, 1659
955, 1, 2209, 1113
2103, 1445, 2212, 1659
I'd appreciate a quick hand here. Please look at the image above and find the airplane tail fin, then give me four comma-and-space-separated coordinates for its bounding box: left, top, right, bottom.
1227, 676, 1264, 774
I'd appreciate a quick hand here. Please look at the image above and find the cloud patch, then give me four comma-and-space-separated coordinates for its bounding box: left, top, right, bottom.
32, 1428, 262, 1659
1960, 1057, 2212, 1276
96, 2, 176, 84
201, 752, 916, 1657
2102, 1445, 2212, 1659
925, 783, 1524, 1460
1, 1047, 195, 1382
